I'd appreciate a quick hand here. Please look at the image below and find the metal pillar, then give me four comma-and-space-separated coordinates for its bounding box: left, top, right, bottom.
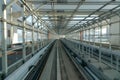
85, 29, 86, 42
92, 27, 95, 58
99, 26, 102, 62
81, 28, 83, 56
10, 6, 13, 46
82, 28, 85, 57
93, 27, 96, 45
109, 23, 112, 50
39, 32, 41, 48
32, 15, 35, 55
37, 22, 39, 50
0, 0, 8, 75
40, 24, 43, 48
88, 29, 91, 58
100, 26, 102, 47
22, 5, 26, 61
108, 20, 113, 67
119, 14, 120, 49
117, 14, 120, 69
85, 29, 87, 55
87, 29, 89, 43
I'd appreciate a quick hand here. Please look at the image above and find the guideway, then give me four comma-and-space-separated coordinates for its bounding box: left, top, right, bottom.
38, 40, 86, 80
58, 41, 86, 80
39, 40, 57, 80
25, 40, 87, 80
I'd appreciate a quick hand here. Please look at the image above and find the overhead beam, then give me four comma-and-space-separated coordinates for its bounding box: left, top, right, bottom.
37, 11, 103, 16
8, 11, 103, 18
39, 19, 89, 21
26, 1, 120, 5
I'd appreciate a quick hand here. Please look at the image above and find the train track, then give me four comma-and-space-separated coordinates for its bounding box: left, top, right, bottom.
38, 41, 57, 80
58, 41, 86, 80
25, 40, 87, 80
24, 41, 55, 80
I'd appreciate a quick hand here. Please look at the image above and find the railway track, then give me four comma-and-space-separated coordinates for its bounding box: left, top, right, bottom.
25, 40, 87, 80
39, 41, 57, 80
24, 41, 55, 80
58, 41, 86, 80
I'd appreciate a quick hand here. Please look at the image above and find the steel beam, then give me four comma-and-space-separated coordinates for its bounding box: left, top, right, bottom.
36, 11, 103, 16
26, 1, 120, 5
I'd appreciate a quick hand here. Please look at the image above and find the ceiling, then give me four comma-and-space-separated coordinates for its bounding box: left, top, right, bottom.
8, 0, 120, 34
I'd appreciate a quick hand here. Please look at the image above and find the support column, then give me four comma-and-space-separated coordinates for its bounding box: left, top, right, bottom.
88, 29, 91, 58
10, 6, 13, 46
100, 26, 102, 47
37, 22, 39, 50
32, 15, 34, 55
82, 27, 85, 57
22, 4, 26, 61
39, 32, 41, 48
99, 26, 102, 62
119, 14, 120, 49
79, 30, 82, 55
91, 27, 95, 58
85, 29, 86, 42
109, 23, 112, 50
81, 28, 84, 55
0, 0, 8, 75
85, 29, 87, 55
93, 27, 96, 45
108, 21, 113, 67
40, 24, 43, 48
